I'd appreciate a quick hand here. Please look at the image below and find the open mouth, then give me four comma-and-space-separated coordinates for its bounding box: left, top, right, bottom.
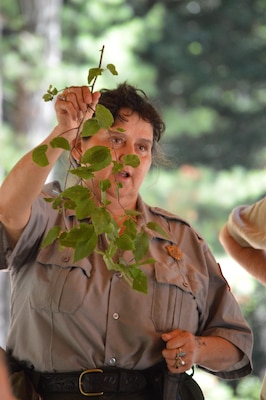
118, 170, 130, 178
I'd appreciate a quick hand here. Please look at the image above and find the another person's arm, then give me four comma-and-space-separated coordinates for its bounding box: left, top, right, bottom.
219, 224, 266, 285
219, 197, 266, 285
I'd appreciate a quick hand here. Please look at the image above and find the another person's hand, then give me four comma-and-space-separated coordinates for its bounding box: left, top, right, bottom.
54, 86, 101, 140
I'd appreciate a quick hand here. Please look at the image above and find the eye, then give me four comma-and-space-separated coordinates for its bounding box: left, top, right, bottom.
139, 144, 147, 152
110, 136, 124, 146
137, 142, 151, 155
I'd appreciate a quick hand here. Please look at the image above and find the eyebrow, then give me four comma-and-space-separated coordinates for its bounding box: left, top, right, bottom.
108, 130, 153, 145
138, 138, 153, 146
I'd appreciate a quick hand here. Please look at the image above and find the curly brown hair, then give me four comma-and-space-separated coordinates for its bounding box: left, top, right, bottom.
98, 82, 166, 165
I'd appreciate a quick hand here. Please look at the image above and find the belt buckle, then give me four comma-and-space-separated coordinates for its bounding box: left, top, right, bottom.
79, 369, 104, 397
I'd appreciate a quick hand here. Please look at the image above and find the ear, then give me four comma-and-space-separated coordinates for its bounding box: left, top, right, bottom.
71, 137, 83, 164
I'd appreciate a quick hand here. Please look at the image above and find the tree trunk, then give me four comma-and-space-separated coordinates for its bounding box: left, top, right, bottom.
15, 0, 63, 146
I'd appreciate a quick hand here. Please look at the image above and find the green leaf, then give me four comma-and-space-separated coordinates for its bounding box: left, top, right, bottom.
81, 119, 101, 137
61, 185, 91, 201
104, 220, 119, 241
81, 146, 112, 170
138, 257, 155, 266
70, 166, 95, 180
115, 234, 135, 251
50, 137, 70, 151
42, 85, 58, 102
107, 63, 118, 75
103, 255, 122, 272
124, 209, 142, 217
95, 104, 114, 128
134, 231, 149, 262
43, 197, 54, 203
32, 145, 49, 167
122, 154, 140, 168
74, 229, 98, 262
51, 196, 63, 210
122, 219, 137, 239
76, 198, 95, 220
130, 267, 148, 294
91, 207, 111, 235
146, 221, 170, 239
42, 93, 53, 102
87, 67, 104, 84
51, 87, 59, 95
100, 179, 111, 192
64, 199, 76, 210
59, 225, 87, 247
103, 241, 117, 258
59, 223, 98, 261
112, 161, 123, 174
41, 226, 61, 248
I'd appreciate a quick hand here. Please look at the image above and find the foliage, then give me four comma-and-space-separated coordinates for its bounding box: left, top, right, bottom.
130, 0, 266, 169
33, 51, 168, 294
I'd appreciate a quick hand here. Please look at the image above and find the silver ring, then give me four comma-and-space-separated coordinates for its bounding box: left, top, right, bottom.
179, 359, 186, 366
174, 348, 186, 369
174, 356, 186, 368
59, 95, 66, 101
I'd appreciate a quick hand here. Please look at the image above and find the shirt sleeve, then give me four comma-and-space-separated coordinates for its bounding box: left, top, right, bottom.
197, 249, 253, 380
0, 181, 62, 271
227, 197, 266, 250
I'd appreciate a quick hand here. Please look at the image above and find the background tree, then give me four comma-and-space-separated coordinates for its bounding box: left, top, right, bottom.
127, 0, 266, 169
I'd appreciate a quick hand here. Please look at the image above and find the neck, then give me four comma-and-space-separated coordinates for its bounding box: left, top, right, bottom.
107, 196, 137, 224
85, 181, 138, 222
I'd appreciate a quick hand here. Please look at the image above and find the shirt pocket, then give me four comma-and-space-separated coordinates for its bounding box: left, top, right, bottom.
151, 261, 200, 333
30, 245, 92, 314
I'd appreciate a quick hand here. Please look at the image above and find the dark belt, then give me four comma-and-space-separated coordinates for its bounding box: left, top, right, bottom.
28, 365, 165, 396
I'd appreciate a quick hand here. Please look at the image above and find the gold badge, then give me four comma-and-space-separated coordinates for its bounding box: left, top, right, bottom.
166, 245, 182, 261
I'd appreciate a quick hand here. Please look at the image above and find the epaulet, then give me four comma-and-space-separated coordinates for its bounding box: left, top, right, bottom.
149, 206, 192, 227
149, 205, 204, 241
41, 181, 62, 198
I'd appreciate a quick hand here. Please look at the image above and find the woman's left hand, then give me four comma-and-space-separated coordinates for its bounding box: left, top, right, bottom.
161, 329, 200, 373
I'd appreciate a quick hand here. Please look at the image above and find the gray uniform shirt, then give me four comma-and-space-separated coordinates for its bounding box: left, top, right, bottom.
0, 182, 252, 379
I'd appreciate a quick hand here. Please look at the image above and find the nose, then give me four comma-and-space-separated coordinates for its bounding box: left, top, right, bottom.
117, 141, 136, 161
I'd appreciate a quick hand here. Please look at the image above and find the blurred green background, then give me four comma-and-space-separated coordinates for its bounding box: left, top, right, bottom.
0, 0, 266, 398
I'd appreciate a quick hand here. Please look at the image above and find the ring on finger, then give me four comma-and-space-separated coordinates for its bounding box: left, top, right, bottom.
177, 347, 186, 358
174, 356, 186, 369
58, 95, 66, 101
178, 358, 186, 366
174, 348, 186, 369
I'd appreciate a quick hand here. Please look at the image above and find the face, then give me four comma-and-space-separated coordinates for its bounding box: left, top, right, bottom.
80, 109, 153, 208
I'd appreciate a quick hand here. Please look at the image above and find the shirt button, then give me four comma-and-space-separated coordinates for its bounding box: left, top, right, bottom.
183, 282, 188, 287
113, 312, 119, 320
62, 256, 70, 263
109, 357, 117, 366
